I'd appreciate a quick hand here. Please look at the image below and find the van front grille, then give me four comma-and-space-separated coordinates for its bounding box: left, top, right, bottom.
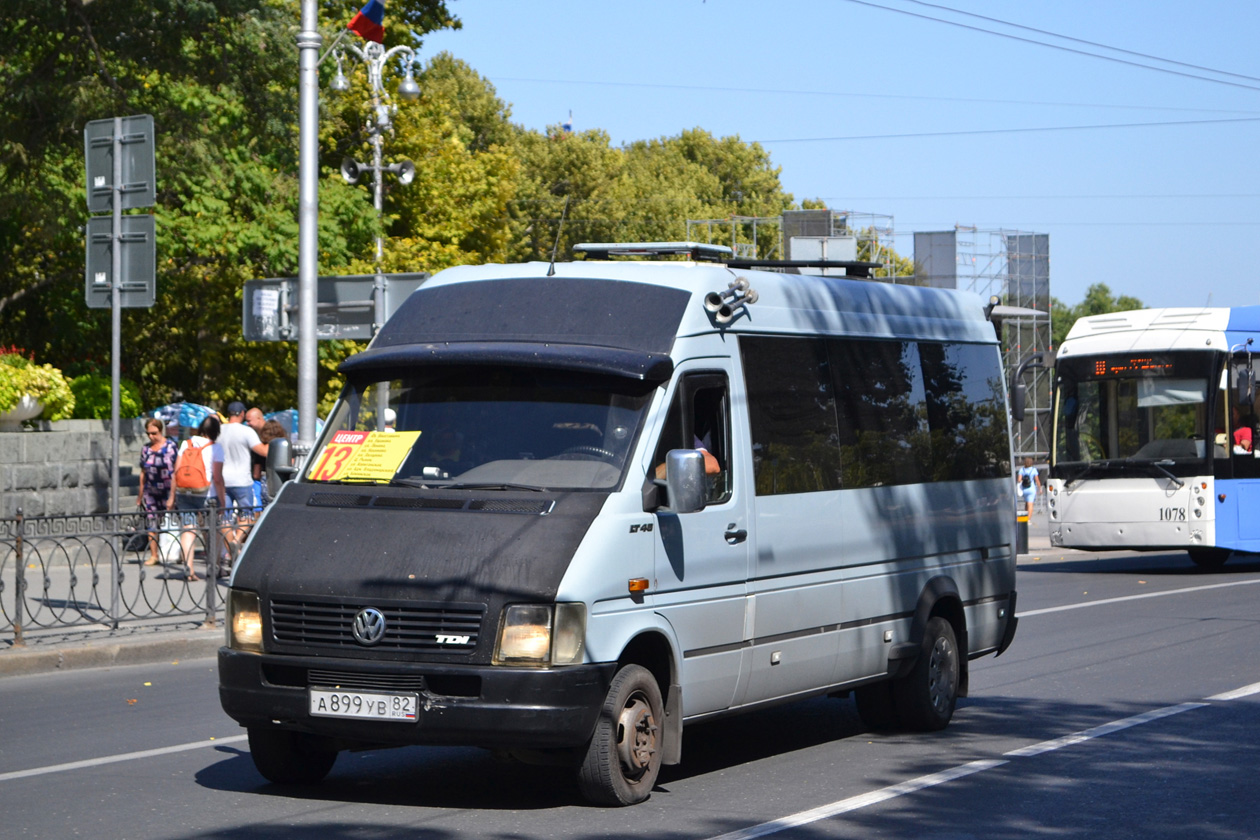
269, 598, 484, 654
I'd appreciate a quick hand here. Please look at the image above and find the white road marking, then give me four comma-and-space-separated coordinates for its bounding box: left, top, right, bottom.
1018, 577, 1260, 618
705, 682, 1257, 840
707, 761, 1008, 840
1207, 680, 1260, 701
0, 735, 248, 782
1002, 702, 1207, 758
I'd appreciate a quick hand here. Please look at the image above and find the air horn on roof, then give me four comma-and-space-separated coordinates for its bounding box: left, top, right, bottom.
704, 277, 759, 325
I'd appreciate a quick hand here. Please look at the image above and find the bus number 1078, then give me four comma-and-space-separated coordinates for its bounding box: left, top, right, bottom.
1159, 507, 1186, 521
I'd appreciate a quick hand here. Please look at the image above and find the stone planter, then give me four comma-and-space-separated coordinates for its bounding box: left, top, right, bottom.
0, 394, 44, 431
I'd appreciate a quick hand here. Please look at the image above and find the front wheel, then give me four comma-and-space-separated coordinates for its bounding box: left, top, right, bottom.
247, 727, 338, 785
577, 664, 665, 806
893, 617, 960, 732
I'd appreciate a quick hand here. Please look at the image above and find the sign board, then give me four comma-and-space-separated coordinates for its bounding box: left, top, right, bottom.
788, 236, 858, 276
84, 214, 156, 309
84, 115, 156, 213
243, 273, 428, 341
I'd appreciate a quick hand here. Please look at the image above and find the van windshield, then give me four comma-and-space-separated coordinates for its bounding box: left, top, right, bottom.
303, 366, 655, 491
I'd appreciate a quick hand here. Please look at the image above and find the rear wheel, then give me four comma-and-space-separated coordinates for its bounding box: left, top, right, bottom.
577, 664, 664, 806
893, 617, 960, 732
1188, 548, 1231, 569
247, 727, 338, 785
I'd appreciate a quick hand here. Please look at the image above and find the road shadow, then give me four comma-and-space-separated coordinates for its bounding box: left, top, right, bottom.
1019, 550, 1260, 577
187, 691, 1258, 838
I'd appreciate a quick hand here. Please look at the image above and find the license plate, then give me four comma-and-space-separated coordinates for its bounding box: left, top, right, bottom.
309, 688, 418, 722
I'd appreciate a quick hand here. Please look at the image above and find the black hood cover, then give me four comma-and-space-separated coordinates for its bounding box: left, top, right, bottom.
235, 482, 608, 664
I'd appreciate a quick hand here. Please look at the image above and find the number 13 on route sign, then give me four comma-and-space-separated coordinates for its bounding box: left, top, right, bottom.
307, 431, 369, 481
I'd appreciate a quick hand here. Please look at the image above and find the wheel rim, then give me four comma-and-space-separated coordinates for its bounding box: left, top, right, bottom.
926, 635, 957, 714
615, 691, 659, 781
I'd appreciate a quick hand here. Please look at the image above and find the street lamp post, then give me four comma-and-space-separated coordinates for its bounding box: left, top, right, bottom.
331, 41, 419, 336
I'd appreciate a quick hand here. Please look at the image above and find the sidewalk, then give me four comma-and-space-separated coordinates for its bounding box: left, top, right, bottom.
0, 618, 224, 678
1, 512, 1081, 680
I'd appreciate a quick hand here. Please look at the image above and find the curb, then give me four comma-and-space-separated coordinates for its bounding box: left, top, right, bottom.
0, 632, 223, 678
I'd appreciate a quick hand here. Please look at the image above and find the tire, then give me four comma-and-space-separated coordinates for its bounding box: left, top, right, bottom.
247, 727, 338, 785
853, 680, 901, 731
576, 664, 665, 806
1188, 548, 1231, 569
892, 617, 960, 732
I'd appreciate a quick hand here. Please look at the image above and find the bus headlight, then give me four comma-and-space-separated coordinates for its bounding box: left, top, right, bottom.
228, 589, 264, 653
493, 603, 586, 666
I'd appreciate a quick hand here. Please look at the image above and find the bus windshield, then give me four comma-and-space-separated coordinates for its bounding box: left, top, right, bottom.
1052, 351, 1219, 479
303, 366, 655, 491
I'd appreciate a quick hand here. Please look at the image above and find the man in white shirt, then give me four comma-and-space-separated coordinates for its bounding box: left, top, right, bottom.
219, 401, 268, 518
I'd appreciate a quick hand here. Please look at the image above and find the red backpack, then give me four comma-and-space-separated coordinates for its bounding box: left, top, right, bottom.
174, 440, 211, 490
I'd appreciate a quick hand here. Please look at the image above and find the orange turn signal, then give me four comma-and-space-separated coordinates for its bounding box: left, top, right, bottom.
628, 578, 649, 593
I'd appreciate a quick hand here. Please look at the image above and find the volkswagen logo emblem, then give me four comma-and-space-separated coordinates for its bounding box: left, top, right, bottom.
351, 607, 387, 646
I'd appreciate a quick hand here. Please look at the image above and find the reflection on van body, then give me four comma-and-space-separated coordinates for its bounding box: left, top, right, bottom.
220, 249, 1019, 805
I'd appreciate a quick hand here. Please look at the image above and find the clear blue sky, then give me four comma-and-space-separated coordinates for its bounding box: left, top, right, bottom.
419, 0, 1260, 310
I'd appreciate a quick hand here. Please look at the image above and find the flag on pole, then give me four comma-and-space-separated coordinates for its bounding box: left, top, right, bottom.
348, 0, 385, 43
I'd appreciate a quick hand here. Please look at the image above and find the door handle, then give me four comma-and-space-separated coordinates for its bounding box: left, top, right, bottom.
724, 527, 748, 544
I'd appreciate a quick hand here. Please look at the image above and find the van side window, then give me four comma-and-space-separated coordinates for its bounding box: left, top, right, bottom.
652, 373, 732, 505
920, 342, 1011, 481
740, 336, 1011, 494
830, 338, 929, 487
740, 336, 842, 495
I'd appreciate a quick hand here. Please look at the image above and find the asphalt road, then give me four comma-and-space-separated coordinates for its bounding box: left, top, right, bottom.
1, 549, 1258, 840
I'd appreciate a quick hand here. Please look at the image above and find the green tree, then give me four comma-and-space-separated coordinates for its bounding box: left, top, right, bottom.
1051, 283, 1144, 349
0, 0, 456, 412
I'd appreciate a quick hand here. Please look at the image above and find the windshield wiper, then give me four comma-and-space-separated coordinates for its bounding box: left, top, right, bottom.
444, 482, 547, 492
1146, 459, 1186, 489
387, 477, 435, 489
1066, 458, 1184, 489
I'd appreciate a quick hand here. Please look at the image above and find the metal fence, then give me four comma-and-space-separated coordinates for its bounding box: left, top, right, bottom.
0, 502, 254, 646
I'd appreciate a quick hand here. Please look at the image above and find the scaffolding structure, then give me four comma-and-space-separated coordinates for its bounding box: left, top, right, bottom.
952, 226, 1053, 460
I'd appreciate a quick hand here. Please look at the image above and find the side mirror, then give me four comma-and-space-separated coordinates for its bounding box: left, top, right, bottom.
665, 450, 707, 514
1237, 367, 1256, 407
267, 437, 296, 498
1011, 381, 1027, 422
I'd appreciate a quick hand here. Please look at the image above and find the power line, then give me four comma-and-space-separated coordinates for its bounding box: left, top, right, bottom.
839, 0, 1260, 93
904, 0, 1260, 85
827, 193, 1260, 201
490, 76, 1260, 117
756, 115, 1260, 144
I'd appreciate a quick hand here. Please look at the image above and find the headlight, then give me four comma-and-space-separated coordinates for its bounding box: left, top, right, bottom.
228, 589, 263, 653
493, 603, 586, 666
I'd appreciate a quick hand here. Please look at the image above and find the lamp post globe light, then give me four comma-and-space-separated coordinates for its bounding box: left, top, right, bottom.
330, 40, 419, 307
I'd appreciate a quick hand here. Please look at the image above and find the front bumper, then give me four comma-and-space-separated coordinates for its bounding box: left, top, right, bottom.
219, 647, 617, 750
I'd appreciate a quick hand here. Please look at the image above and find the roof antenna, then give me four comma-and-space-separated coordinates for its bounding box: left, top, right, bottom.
547, 195, 570, 277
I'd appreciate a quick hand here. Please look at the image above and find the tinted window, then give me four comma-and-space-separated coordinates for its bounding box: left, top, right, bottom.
741, 336, 842, 495
830, 338, 929, 487
920, 343, 1011, 480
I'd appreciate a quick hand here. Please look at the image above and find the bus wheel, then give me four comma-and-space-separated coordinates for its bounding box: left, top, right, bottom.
893, 617, 959, 732
854, 680, 901, 731
577, 664, 664, 806
247, 727, 337, 785
1188, 548, 1231, 569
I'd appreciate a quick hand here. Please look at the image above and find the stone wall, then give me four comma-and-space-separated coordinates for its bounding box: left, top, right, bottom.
0, 419, 147, 518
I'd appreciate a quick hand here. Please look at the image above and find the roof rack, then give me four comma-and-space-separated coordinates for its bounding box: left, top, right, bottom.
725, 258, 884, 278
573, 241, 734, 262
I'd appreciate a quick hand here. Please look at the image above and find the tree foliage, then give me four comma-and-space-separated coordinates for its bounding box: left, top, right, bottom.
1051, 283, 1144, 349
0, 1, 820, 418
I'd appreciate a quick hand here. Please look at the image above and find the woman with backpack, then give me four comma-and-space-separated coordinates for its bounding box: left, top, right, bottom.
167, 415, 226, 581
1016, 455, 1042, 518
